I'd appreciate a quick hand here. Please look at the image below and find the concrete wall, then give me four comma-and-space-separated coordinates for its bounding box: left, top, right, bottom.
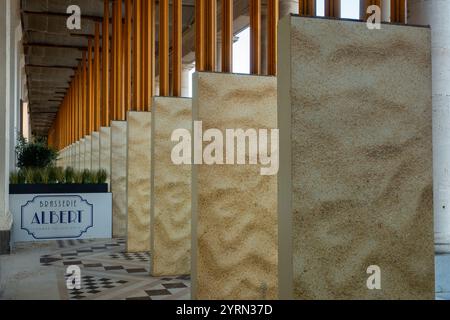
278, 15, 434, 300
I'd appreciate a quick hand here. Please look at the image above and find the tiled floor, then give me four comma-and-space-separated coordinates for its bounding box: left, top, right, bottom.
0, 238, 190, 300
1, 238, 449, 300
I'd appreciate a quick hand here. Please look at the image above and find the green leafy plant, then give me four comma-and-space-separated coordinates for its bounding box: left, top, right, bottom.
95, 169, 108, 184
15, 135, 58, 169
47, 167, 58, 184
64, 167, 75, 184
55, 167, 65, 183
24, 168, 35, 184
73, 171, 83, 184
81, 169, 92, 184
9, 172, 20, 185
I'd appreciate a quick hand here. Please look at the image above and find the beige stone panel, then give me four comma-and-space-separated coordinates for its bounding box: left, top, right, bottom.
111, 121, 127, 238
151, 97, 191, 276
100, 127, 112, 190
84, 135, 92, 171
91, 132, 100, 171
192, 72, 278, 300
126, 111, 152, 253
277, 16, 434, 300
79, 139, 85, 171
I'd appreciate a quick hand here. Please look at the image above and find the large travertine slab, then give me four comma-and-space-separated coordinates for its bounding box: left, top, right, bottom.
151, 97, 191, 276
84, 135, 92, 170
100, 127, 111, 190
126, 111, 152, 253
111, 121, 127, 238
79, 138, 86, 171
91, 131, 100, 171
192, 72, 278, 300
278, 15, 434, 300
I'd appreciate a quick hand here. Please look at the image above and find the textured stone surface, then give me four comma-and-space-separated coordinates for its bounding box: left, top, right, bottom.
111, 121, 127, 238
100, 127, 111, 190
91, 132, 100, 171
126, 112, 152, 253
79, 138, 85, 171
277, 15, 434, 300
151, 97, 191, 276
192, 72, 278, 300
84, 135, 92, 171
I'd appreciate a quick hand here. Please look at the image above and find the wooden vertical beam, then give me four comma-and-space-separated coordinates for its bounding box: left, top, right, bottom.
79, 65, 83, 139
250, 0, 261, 75
94, 22, 101, 131
82, 51, 87, 137
116, 0, 123, 120
88, 38, 94, 133
267, 0, 278, 76
159, 0, 170, 96
173, 0, 182, 96
205, 0, 216, 72
391, 0, 406, 23
195, 0, 206, 72
325, 0, 341, 18
299, 0, 315, 16
110, 0, 116, 120
102, 0, 110, 127
133, 0, 142, 110
360, 0, 381, 21
142, 0, 149, 107
124, 0, 132, 112
221, 0, 233, 73
146, 0, 155, 108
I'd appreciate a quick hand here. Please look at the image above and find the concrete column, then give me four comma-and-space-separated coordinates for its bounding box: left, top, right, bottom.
408, 0, 450, 253
0, 0, 12, 237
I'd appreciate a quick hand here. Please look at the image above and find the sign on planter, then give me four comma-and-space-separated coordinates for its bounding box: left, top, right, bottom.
11, 193, 112, 242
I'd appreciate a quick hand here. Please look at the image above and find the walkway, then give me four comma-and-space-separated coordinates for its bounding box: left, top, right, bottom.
0, 238, 190, 300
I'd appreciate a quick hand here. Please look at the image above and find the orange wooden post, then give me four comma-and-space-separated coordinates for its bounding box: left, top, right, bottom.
102, 0, 110, 126
133, 0, 142, 110
250, 0, 261, 75
221, 0, 233, 73
299, 0, 315, 16
195, 0, 206, 72
267, 0, 278, 76
173, 0, 182, 96
159, 0, 169, 96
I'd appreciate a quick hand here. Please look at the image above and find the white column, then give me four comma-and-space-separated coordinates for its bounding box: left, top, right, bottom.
409, 0, 450, 253
0, 0, 11, 233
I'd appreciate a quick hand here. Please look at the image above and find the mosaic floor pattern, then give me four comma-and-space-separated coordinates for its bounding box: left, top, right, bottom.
0, 238, 190, 300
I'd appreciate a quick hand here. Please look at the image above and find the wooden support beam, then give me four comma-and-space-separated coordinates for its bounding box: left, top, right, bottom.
195, 0, 206, 72
221, 0, 233, 73
206, 0, 216, 72
391, 0, 406, 23
268, 0, 278, 76
88, 38, 94, 133
124, 0, 132, 112
173, 0, 182, 96
159, 0, 170, 96
299, 0, 315, 16
250, 0, 261, 75
116, 0, 123, 120
133, 0, 142, 110
360, 0, 381, 21
102, 0, 110, 127
94, 22, 101, 131
82, 51, 87, 137
324, 0, 340, 18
